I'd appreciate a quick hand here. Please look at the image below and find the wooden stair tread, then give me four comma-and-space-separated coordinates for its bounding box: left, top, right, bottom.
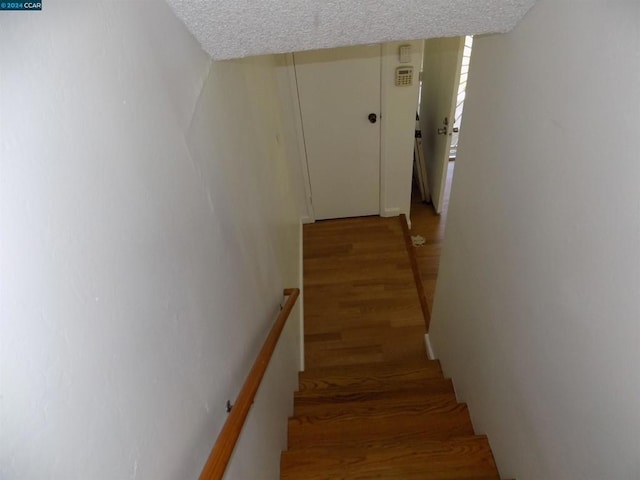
282, 435, 500, 480
290, 399, 466, 426
288, 406, 474, 449
293, 392, 459, 418
298, 359, 442, 391
304, 337, 428, 368
300, 358, 438, 376
295, 377, 455, 402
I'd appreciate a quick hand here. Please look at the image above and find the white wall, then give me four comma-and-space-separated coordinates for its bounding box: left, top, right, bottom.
430, 1, 640, 479
381, 40, 424, 218
0, 3, 301, 480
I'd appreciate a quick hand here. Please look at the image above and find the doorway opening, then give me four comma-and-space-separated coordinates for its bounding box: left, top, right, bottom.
450, 36, 474, 159
412, 35, 473, 213
409, 35, 473, 313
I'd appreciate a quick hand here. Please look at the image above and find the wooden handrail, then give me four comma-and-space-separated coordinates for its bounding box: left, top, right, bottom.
199, 287, 300, 480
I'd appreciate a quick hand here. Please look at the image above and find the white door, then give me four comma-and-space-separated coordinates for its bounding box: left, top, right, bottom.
419, 37, 464, 214
294, 45, 381, 220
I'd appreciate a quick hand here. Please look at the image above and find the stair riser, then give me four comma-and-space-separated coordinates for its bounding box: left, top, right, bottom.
298, 368, 443, 392
293, 393, 458, 417
294, 379, 455, 403
288, 411, 474, 449
282, 437, 499, 480
299, 359, 440, 378
292, 401, 467, 423
294, 398, 462, 421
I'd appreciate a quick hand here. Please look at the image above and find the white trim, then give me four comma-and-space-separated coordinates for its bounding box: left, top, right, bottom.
424, 333, 436, 360
298, 220, 305, 372
381, 207, 400, 217
286, 53, 316, 223
378, 43, 387, 217
300, 215, 313, 225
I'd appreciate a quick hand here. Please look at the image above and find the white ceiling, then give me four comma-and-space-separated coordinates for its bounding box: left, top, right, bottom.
166, 0, 536, 60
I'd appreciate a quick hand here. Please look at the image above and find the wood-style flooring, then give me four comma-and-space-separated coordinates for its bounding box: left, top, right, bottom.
281, 171, 506, 479
410, 161, 454, 312
302, 216, 427, 368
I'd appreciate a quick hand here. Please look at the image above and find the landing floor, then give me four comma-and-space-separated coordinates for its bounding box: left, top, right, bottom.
303, 217, 426, 369
302, 162, 455, 369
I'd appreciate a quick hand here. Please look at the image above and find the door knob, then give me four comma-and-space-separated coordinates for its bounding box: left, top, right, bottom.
368, 113, 377, 124
438, 116, 449, 134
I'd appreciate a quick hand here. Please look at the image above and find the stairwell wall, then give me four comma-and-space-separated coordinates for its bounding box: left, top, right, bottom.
430, 1, 640, 479
1, 3, 301, 479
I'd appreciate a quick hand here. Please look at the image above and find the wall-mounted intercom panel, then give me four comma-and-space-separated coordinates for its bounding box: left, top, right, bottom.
395, 66, 414, 86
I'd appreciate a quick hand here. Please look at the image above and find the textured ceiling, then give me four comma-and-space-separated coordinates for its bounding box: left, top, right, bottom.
166, 0, 536, 60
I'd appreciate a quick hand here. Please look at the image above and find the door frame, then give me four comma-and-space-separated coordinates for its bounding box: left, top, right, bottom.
287, 46, 386, 222
284, 42, 422, 223
420, 36, 465, 214
285, 53, 316, 224
378, 43, 391, 218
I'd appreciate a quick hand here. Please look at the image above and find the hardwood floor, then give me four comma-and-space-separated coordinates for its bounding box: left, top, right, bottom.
282, 177, 505, 479
410, 161, 455, 312
302, 216, 427, 369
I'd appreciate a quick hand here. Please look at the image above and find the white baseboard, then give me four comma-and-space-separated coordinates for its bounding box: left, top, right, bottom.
381, 207, 400, 217
300, 215, 313, 224
424, 333, 436, 360
406, 216, 412, 229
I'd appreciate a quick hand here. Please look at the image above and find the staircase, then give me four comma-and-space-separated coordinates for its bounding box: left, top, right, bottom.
284, 216, 506, 479
280, 358, 501, 479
